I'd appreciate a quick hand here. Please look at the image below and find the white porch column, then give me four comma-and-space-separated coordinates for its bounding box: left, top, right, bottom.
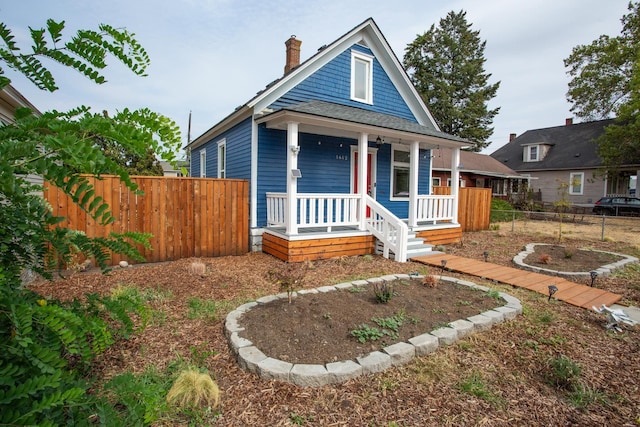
286, 122, 299, 235
408, 141, 419, 228
358, 132, 368, 230
451, 147, 460, 225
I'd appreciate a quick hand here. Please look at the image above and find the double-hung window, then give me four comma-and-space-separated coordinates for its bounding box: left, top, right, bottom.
351, 50, 373, 104
199, 149, 206, 178
569, 172, 584, 195
391, 147, 410, 198
217, 139, 226, 178
524, 145, 539, 162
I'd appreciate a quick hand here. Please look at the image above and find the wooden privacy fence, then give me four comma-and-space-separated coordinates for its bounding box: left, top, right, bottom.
432, 186, 492, 231
45, 176, 249, 265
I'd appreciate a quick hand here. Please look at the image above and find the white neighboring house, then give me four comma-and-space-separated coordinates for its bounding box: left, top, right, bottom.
1, 84, 43, 189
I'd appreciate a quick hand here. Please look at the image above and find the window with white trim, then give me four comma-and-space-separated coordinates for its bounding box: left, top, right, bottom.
199, 149, 206, 177
217, 139, 226, 178
391, 147, 410, 198
432, 177, 441, 187
569, 172, 584, 195
524, 145, 539, 162
351, 50, 373, 104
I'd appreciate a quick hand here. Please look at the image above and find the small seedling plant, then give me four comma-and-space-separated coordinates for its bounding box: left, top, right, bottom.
267, 263, 308, 303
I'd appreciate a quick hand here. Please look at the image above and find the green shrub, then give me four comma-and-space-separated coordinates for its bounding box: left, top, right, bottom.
490, 198, 520, 223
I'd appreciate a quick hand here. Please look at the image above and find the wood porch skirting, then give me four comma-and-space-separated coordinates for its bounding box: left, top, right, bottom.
262, 232, 375, 262
417, 227, 462, 246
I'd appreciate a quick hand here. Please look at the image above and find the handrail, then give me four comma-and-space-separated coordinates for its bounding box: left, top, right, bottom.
416, 194, 455, 223
364, 195, 408, 262
266, 192, 360, 229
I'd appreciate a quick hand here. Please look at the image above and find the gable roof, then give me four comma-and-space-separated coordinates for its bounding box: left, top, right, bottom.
187, 18, 440, 151
432, 148, 522, 178
490, 119, 616, 171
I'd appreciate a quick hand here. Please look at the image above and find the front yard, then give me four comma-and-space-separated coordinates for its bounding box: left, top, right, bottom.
31, 224, 640, 426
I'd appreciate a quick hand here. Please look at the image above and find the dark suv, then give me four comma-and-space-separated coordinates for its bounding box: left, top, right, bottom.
592, 196, 640, 216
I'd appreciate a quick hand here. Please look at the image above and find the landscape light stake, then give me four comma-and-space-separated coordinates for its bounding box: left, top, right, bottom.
548, 285, 558, 301
441, 259, 447, 272
590, 271, 598, 287
483, 251, 489, 262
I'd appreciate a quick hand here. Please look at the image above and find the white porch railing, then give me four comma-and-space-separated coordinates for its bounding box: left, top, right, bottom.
266, 192, 360, 230
266, 192, 456, 263
364, 195, 409, 262
416, 195, 455, 223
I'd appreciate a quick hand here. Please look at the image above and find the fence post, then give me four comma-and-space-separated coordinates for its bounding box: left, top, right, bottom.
512, 211, 515, 232
601, 215, 605, 241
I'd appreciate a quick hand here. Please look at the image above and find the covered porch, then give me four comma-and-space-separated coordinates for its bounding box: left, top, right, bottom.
255, 101, 471, 262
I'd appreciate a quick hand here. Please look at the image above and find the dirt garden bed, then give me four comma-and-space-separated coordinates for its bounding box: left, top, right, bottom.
28, 227, 640, 425
239, 278, 501, 365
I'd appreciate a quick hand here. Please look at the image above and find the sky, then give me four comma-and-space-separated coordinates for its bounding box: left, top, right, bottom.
2, 0, 632, 155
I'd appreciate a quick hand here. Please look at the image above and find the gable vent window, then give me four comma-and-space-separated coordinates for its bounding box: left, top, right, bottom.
351, 50, 373, 104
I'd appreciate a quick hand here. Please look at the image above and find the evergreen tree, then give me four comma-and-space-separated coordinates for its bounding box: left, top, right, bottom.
564, 2, 640, 170
404, 10, 500, 152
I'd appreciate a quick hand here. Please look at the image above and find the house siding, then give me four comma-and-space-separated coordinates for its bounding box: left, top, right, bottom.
255, 126, 432, 227
526, 169, 605, 204
269, 44, 417, 122
196, 118, 252, 180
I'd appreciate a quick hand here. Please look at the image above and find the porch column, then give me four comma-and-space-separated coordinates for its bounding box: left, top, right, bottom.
358, 132, 368, 230
286, 121, 299, 235
451, 147, 460, 225
408, 141, 419, 228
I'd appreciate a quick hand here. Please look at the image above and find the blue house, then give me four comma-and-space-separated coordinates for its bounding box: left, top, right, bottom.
186, 18, 471, 262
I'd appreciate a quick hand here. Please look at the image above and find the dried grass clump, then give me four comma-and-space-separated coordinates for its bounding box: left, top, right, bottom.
188, 260, 207, 276
539, 254, 552, 264
422, 275, 439, 288
166, 370, 220, 409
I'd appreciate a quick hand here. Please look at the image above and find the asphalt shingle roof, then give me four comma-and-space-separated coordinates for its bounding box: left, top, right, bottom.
490, 119, 615, 171
272, 100, 471, 144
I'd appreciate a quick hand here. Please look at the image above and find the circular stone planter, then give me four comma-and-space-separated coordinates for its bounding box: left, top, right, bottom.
225, 275, 522, 387
513, 243, 639, 279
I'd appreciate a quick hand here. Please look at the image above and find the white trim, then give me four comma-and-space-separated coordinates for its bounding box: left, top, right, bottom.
432, 177, 441, 187
569, 171, 584, 195
199, 149, 206, 178
350, 50, 373, 104
217, 138, 226, 178
285, 122, 299, 235
250, 120, 258, 228
349, 145, 377, 198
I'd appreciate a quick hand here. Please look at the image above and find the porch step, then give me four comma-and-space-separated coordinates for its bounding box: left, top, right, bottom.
375, 232, 435, 261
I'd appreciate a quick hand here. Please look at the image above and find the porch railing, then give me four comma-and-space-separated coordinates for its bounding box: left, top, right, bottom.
416, 194, 455, 223
364, 195, 408, 262
266, 192, 360, 230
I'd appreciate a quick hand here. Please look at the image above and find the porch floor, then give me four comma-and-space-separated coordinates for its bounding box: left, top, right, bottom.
413, 253, 622, 310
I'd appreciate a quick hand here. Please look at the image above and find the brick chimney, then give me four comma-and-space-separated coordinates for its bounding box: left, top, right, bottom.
509, 133, 516, 142
284, 35, 302, 74
565, 118, 573, 126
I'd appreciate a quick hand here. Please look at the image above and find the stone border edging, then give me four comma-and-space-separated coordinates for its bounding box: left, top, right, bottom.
225, 274, 522, 387
513, 243, 639, 279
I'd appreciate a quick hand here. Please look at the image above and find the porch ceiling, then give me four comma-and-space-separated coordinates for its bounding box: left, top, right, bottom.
255, 100, 473, 150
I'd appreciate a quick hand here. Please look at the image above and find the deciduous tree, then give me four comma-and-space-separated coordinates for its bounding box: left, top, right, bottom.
564, 2, 640, 169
